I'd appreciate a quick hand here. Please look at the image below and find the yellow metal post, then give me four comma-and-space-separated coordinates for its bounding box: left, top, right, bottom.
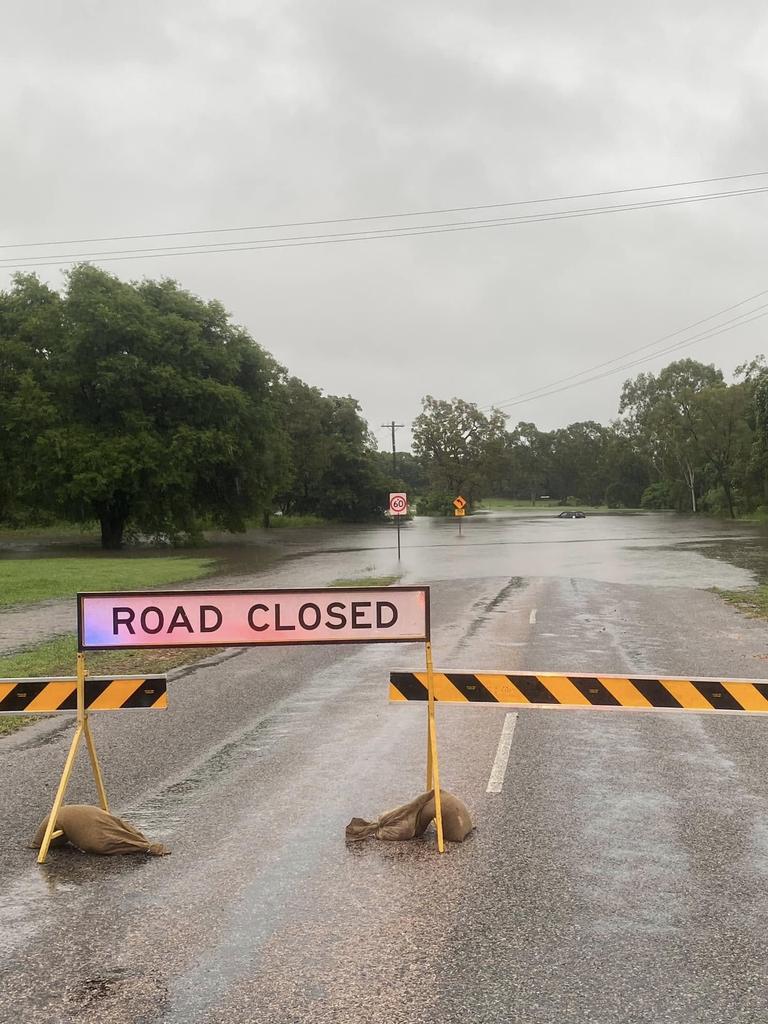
37, 723, 83, 864
425, 641, 445, 854
426, 722, 433, 790
80, 651, 110, 811
37, 651, 111, 864
83, 720, 109, 812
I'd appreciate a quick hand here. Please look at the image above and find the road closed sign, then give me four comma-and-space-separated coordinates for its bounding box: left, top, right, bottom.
389, 492, 407, 516
78, 587, 430, 650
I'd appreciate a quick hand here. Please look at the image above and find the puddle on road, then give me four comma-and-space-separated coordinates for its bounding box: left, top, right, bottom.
0, 850, 155, 959
129, 672, 354, 838
484, 576, 525, 611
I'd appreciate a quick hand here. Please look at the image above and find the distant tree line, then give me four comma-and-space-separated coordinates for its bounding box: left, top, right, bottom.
0, 266, 397, 547
412, 357, 768, 518
3, 266, 766, 549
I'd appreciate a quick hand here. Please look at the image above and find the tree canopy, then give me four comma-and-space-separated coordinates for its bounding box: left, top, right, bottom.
412, 357, 767, 518
0, 267, 391, 546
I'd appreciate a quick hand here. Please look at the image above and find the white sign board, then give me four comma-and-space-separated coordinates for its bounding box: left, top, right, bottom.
78, 587, 430, 650
389, 492, 408, 516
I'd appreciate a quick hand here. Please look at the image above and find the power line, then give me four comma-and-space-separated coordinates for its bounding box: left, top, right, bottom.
2, 184, 767, 272
489, 305, 768, 413
2, 169, 767, 251
486, 286, 768, 410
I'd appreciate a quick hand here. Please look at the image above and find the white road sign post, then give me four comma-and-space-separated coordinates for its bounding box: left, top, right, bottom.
389, 492, 407, 560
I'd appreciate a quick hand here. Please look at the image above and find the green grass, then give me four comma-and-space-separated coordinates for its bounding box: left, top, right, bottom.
0, 715, 31, 736
0, 520, 100, 540
716, 586, 768, 619
329, 575, 401, 588
478, 498, 642, 512
0, 635, 224, 737
0, 555, 218, 608
268, 514, 328, 528
479, 498, 558, 510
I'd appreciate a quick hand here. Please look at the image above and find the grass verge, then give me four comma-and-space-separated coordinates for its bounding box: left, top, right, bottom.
0, 521, 99, 540
0, 556, 218, 608
267, 514, 328, 529
329, 575, 401, 588
716, 586, 768, 619
479, 498, 642, 512
0, 635, 223, 738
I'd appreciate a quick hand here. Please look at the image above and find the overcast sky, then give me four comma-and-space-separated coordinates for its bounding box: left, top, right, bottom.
2, 1, 767, 449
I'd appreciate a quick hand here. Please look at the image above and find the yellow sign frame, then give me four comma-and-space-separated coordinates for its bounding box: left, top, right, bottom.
37, 652, 110, 863
35, 586, 448, 862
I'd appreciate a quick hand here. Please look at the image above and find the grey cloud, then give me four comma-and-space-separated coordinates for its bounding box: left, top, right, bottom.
2, 0, 767, 445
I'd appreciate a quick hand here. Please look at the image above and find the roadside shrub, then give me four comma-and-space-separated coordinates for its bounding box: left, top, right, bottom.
605, 479, 645, 509
416, 492, 455, 516
604, 482, 625, 508
640, 482, 675, 509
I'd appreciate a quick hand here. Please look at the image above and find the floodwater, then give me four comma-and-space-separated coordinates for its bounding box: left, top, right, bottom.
210, 509, 768, 591
2, 510, 767, 592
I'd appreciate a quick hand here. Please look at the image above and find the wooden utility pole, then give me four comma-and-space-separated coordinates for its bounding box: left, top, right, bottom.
381, 421, 404, 474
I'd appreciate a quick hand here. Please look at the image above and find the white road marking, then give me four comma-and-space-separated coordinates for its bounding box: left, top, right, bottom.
529, 607, 537, 624
486, 712, 518, 794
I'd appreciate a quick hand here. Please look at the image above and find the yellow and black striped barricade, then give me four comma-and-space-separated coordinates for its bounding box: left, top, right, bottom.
0, 675, 168, 713
1, 668, 168, 863
389, 670, 768, 714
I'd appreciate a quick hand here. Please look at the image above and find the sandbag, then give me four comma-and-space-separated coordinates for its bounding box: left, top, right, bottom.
417, 790, 474, 842
31, 805, 170, 857
345, 790, 436, 842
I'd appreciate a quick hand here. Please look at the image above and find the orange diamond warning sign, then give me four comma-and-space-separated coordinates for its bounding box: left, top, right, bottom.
453, 496, 466, 510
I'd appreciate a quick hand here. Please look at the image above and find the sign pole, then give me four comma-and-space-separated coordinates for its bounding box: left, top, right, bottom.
37, 652, 87, 864
36, 652, 111, 864
424, 640, 445, 854
81, 653, 109, 812
389, 493, 407, 560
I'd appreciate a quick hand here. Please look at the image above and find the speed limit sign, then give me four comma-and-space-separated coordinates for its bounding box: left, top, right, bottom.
389, 492, 408, 516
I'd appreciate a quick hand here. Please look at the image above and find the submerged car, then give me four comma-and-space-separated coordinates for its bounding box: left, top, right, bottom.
557, 510, 586, 519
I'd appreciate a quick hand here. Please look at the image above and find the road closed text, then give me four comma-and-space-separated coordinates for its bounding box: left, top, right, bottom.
78, 588, 430, 649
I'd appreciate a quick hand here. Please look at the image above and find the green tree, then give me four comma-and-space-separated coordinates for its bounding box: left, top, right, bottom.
506, 422, 552, 503
273, 377, 333, 516
736, 356, 768, 507
412, 396, 507, 501
547, 421, 613, 505
2, 267, 286, 547
602, 432, 650, 508
275, 384, 387, 520
316, 395, 389, 520
619, 359, 724, 512
0, 275, 62, 521
686, 384, 753, 518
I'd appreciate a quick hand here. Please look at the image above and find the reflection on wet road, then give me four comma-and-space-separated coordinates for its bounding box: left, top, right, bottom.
2, 511, 768, 1023
232, 510, 767, 591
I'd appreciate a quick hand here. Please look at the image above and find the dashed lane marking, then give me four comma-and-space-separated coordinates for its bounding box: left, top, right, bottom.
486, 713, 518, 793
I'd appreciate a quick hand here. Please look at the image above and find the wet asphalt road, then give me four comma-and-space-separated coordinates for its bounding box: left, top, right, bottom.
2, 511, 768, 1023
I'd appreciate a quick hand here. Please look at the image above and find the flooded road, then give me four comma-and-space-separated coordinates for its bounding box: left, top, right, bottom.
192, 509, 768, 590
2, 511, 768, 1023
3, 510, 765, 656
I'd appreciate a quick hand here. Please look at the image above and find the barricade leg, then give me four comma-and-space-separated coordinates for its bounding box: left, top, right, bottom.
426, 719, 433, 790
425, 641, 445, 853
37, 723, 83, 864
83, 716, 109, 812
